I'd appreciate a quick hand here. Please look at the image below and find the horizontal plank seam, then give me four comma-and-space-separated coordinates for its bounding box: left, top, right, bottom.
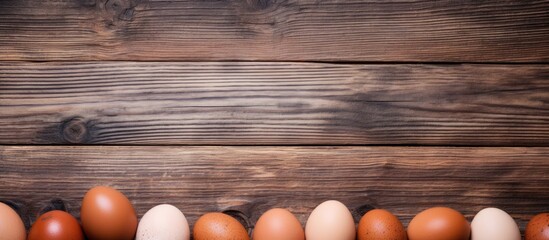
0, 60, 549, 65
0, 144, 547, 148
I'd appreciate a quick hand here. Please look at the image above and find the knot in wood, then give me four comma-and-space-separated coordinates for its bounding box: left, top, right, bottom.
104, 0, 136, 21
61, 117, 89, 144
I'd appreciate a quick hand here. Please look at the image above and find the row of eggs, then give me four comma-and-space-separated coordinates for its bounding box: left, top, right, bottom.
0, 186, 547, 240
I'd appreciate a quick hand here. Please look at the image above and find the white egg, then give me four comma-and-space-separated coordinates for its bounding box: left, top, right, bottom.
136, 204, 190, 240
471, 208, 520, 240
305, 200, 355, 240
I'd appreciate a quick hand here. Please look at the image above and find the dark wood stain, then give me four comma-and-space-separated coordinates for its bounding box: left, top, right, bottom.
0, 0, 547, 61
0, 62, 547, 146
0, 1, 548, 239
0, 146, 547, 234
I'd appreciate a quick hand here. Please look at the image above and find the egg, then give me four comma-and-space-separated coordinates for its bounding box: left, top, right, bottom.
0, 202, 26, 240
305, 200, 355, 240
253, 208, 304, 240
407, 207, 470, 240
80, 186, 138, 240
471, 207, 520, 240
28, 210, 85, 240
358, 209, 407, 240
136, 204, 190, 240
526, 213, 549, 240
193, 212, 250, 240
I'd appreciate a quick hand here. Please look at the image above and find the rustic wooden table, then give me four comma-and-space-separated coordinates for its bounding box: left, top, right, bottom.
0, 0, 548, 237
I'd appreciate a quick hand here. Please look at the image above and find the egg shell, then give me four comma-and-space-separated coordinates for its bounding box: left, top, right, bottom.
525, 213, 549, 240
0, 202, 26, 240
358, 209, 407, 240
407, 207, 470, 240
305, 200, 356, 240
28, 210, 85, 240
253, 208, 304, 240
80, 186, 138, 240
136, 204, 190, 240
471, 207, 520, 240
193, 212, 250, 240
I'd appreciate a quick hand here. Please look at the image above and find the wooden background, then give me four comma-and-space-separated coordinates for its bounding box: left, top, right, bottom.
0, 0, 548, 238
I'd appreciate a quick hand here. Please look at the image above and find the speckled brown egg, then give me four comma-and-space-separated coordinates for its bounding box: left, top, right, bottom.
358, 209, 407, 240
407, 207, 470, 240
193, 212, 249, 240
525, 213, 549, 240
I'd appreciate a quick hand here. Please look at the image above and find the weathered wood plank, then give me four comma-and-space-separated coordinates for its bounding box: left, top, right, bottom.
0, 146, 547, 234
1, 62, 548, 146
0, 0, 547, 62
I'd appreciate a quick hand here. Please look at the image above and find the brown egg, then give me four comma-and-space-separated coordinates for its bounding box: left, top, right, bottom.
525, 213, 549, 240
358, 209, 407, 240
193, 212, 250, 240
28, 210, 85, 240
253, 208, 304, 240
407, 207, 470, 240
0, 202, 26, 240
80, 186, 138, 240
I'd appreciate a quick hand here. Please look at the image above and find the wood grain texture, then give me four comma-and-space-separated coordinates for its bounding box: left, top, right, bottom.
1, 62, 548, 146
0, 0, 548, 62
0, 146, 547, 235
